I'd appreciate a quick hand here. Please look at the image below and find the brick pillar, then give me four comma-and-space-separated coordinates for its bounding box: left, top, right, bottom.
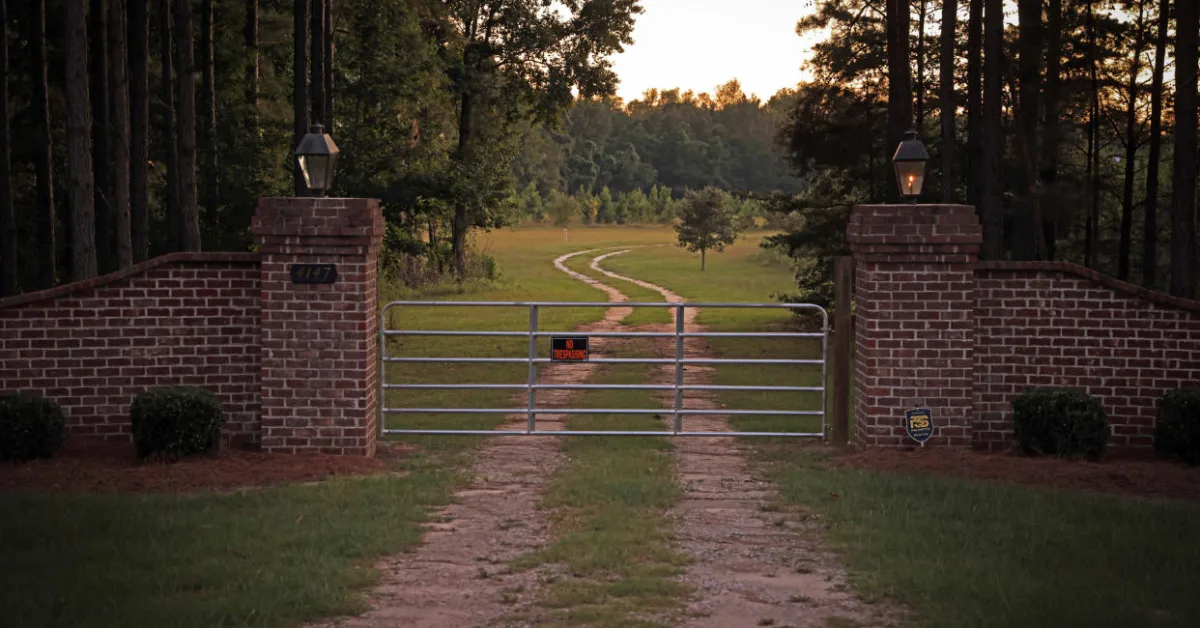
847, 204, 982, 448
252, 197, 385, 456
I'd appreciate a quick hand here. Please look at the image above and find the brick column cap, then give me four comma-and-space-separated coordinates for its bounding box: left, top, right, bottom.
848, 204, 982, 260
251, 197, 385, 239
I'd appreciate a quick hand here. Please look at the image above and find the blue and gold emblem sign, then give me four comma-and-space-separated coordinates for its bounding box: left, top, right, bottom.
905, 408, 934, 445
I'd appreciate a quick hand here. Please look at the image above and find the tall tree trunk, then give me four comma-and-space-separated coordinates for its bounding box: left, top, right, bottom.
324, 0, 334, 129
110, 0, 132, 269
91, 0, 112, 272
245, 0, 258, 108
0, 0, 15, 296
173, 0, 200, 250
1015, 0, 1042, 260
33, 0, 57, 287
293, 0, 308, 196
966, 0, 983, 206
886, 0, 913, 198
159, 0, 180, 251
1143, 0, 1169, 289
310, 0, 325, 125
939, 0, 957, 202
980, 0, 1003, 259
200, 0, 218, 232
915, 0, 927, 131
1171, 0, 1198, 297
129, 0, 149, 261
452, 90, 474, 276
1085, 0, 1101, 269
1118, 2, 1146, 281
66, 0, 98, 281
1040, 0, 1062, 260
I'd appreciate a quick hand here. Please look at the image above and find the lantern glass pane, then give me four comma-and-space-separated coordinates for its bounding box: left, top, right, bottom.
894, 161, 926, 197
299, 154, 331, 191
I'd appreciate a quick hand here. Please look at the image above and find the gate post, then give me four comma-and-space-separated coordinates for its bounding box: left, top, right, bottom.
846, 204, 981, 448
252, 197, 385, 456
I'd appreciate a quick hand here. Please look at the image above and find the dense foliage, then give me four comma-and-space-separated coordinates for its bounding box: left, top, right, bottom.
766, 0, 1198, 304
0, 392, 66, 461
1012, 388, 1109, 460
1154, 388, 1200, 465
129, 386, 225, 459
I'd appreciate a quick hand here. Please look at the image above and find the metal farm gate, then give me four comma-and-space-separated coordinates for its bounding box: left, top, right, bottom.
379, 301, 828, 438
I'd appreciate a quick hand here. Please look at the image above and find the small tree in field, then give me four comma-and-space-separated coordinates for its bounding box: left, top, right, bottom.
546, 191, 577, 228
674, 187, 742, 270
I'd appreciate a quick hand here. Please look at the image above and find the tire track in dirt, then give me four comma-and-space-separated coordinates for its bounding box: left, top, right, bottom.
592, 255, 896, 628
309, 249, 634, 628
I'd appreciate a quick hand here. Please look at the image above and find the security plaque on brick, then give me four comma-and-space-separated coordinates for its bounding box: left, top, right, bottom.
905, 408, 934, 446
551, 336, 589, 362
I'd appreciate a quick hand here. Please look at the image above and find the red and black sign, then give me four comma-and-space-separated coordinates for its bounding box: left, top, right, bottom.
551, 336, 589, 362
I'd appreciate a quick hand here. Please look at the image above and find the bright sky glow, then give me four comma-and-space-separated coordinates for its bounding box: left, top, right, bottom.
611, 0, 822, 103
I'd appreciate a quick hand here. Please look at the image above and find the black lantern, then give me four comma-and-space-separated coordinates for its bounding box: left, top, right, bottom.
892, 130, 929, 200
295, 124, 339, 197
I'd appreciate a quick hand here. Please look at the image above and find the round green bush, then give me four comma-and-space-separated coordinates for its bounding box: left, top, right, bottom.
1012, 388, 1109, 460
129, 386, 225, 459
1154, 388, 1200, 465
0, 393, 67, 461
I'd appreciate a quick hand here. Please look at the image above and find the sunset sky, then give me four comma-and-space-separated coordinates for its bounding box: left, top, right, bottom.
610, 0, 822, 103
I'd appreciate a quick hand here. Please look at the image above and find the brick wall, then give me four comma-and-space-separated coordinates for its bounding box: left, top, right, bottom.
847, 204, 982, 447
0, 253, 262, 442
849, 204, 1200, 452
974, 261, 1200, 450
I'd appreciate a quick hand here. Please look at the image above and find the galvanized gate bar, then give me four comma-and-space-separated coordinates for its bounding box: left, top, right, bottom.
384, 330, 823, 338
382, 383, 824, 392
384, 357, 824, 365
379, 301, 828, 438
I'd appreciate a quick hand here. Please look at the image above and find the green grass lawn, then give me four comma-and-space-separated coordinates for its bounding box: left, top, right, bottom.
758, 448, 1200, 628
0, 455, 463, 627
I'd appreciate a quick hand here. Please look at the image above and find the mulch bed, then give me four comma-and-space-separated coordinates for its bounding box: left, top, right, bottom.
0, 440, 408, 494
832, 447, 1200, 503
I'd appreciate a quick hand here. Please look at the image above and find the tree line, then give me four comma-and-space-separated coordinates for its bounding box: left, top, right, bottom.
776, 0, 1197, 299
0, 0, 642, 296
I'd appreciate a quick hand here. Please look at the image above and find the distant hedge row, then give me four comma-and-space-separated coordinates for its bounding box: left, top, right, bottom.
1, 387, 225, 462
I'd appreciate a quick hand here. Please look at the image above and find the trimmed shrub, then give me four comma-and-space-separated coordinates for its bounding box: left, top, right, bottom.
0, 393, 67, 461
1012, 388, 1108, 460
1154, 388, 1200, 465
130, 386, 225, 459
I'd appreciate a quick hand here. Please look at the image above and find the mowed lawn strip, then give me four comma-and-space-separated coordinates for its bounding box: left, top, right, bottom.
511, 362, 689, 627
603, 235, 1200, 628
